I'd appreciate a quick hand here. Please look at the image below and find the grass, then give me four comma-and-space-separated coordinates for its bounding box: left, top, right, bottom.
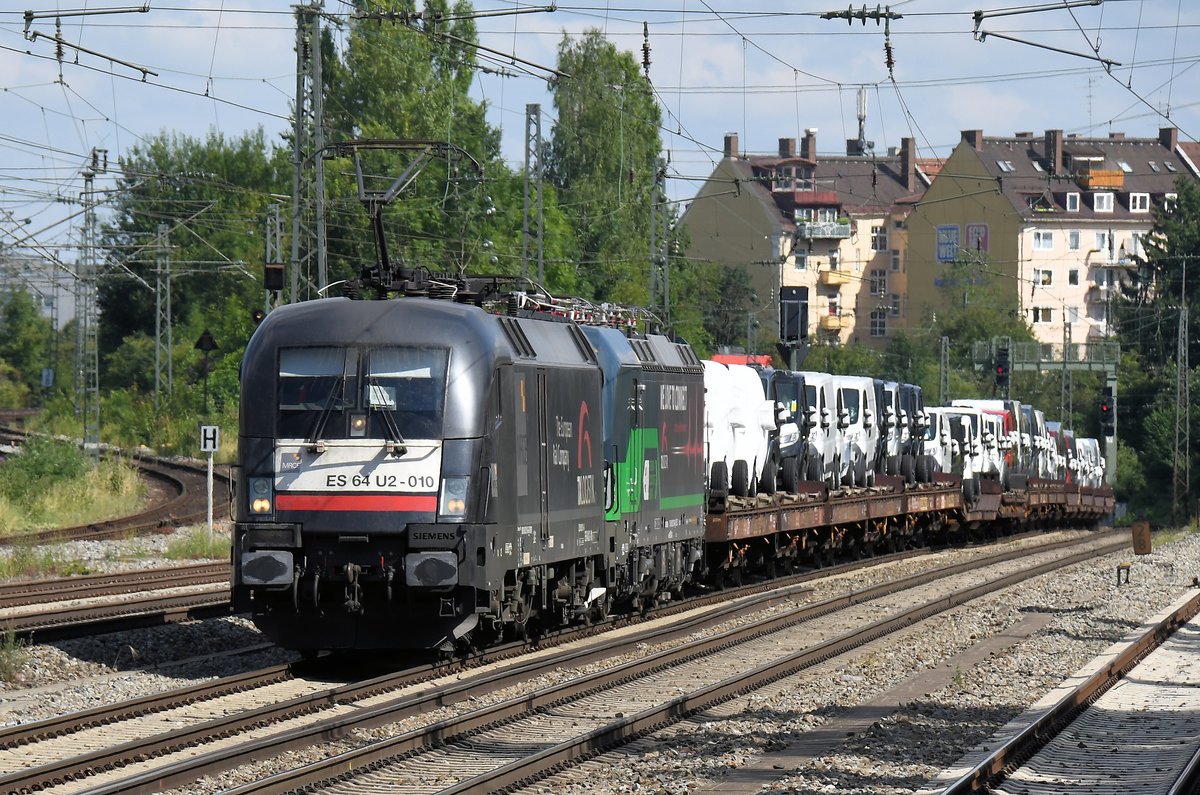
165, 526, 231, 561
0, 625, 30, 683
0, 544, 90, 579
0, 440, 145, 533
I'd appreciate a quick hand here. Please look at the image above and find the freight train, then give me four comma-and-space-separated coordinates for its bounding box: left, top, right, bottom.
232, 286, 1114, 653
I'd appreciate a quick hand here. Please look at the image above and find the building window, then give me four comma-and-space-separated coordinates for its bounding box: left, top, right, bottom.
828, 249, 840, 270
889, 293, 901, 316
794, 251, 808, 270
890, 249, 901, 271
1095, 231, 1113, 259
1165, 193, 1178, 212
1032, 307, 1053, 323
1069, 269, 1079, 285
1130, 193, 1150, 212
1068, 306, 1080, 323
1068, 230, 1080, 251
869, 309, 887, 337
869, 269, 887, 295
816, 207, 838, 223
871, 224, 888, 251
1034, 230, 1054, 250
1066, 192, 1080, 211
773, 166, 797, 191
1094, 192, 1114, 212
1032, 268, 1052, 286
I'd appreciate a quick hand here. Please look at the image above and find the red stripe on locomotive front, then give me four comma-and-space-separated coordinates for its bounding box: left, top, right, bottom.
276, 493, 437, 512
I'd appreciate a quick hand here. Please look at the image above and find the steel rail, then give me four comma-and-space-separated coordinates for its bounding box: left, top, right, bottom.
9, 534, 1122, 795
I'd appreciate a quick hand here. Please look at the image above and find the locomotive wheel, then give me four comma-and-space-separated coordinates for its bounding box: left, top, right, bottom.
901, 454, 916, 484
886, 455, 899, 476
759, 458, 778, 495
732, 460, 751, 497
781, 457, 800, 493
730, 566, 744, 587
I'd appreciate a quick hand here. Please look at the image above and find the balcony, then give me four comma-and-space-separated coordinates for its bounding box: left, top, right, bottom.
1077, 170, 1124, 190
819, 269, 850, 287
819, 314, 843, 331
796, 221, 852, 239
1086, 284, 1118, 303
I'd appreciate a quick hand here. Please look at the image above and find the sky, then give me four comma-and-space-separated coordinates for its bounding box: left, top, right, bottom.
1, 0, 1198, 268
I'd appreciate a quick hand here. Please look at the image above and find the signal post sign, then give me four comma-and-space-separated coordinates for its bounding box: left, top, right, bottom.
200, 425, 220, 539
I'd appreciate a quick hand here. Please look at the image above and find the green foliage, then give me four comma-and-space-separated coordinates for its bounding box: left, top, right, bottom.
0, 626, 29, 683
0, 360, 31, 410
0, 288, 51, 400
704, 265, 758, 352
166, 527, 230, 561
928, 259, 1035, 368
98, 128, 286, 374
548, 30, 665, 303
1114, 444, 1146, 506
0, 436, 87, 504
323, 0, 517, 281
0, 544, 90, 579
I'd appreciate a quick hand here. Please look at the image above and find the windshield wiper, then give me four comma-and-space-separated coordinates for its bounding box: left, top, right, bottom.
368, 375, 408, 457
306, 378, 344, 452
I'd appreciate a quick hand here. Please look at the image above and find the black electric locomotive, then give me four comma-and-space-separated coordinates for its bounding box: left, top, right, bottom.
233, 295, 706, 652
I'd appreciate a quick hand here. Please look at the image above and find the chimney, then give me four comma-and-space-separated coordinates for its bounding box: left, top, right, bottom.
1108, 132, 1125, 140
779, 137, 796, 158
1044, 129, 1063, 175
901, 137, 917, 193
724, 133, 739, 158
1159, 127, 1178, 153
801, 128, 817, 161
962, 130, 984, 150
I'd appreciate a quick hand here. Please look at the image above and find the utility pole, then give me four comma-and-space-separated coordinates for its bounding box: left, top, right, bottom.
77, 151, 104, 459
649, 157, 669, 326
939, 335, 950, 405
290, 2, 329, 302
264, 203, 284, 311
522, 103, 544, 284
153, 223, 173, 413
1173, 305, 1190, 526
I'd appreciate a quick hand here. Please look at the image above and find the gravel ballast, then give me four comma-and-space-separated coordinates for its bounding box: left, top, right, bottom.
1, 526, 1192, 795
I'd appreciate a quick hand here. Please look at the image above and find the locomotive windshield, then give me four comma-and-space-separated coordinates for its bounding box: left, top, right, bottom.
277, 346, 448, 441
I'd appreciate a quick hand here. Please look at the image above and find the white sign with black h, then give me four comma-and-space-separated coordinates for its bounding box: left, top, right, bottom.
200, 425, 220, 453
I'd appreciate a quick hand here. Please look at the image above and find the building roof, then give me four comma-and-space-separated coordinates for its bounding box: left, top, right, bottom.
721, 131, 931, 227
957, 128, 1194, 222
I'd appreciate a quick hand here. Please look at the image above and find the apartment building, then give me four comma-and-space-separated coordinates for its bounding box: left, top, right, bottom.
680, 129, 933, 349
906, 128, 1198, 346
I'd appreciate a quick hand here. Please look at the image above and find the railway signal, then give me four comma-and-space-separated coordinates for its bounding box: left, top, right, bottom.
994, 347, 1010, 389
1099, 395, 1115, 435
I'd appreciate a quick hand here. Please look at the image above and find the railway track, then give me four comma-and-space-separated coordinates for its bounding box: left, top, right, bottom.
0, 531, 1125, 795
0, 563, 230, 642
0, 426, 232, 547
924, 587, 1200, 795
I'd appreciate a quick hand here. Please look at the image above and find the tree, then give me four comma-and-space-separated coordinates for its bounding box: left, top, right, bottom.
547, 30, 664, 304
0, 287, 51, 399
323, 0, 512, 283
98, 128, 286, 389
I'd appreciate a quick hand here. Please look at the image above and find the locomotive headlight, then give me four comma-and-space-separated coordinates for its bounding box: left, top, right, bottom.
349, 412, 367, 437
248, 477, 273, 516
439, 476, 469, 519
